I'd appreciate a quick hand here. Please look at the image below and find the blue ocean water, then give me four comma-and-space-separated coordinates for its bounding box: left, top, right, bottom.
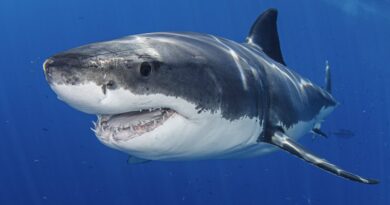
0, 0, 389, 204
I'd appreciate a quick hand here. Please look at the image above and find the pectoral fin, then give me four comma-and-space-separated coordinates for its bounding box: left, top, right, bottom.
127, 155, 151, 164
261, 130, 378, 184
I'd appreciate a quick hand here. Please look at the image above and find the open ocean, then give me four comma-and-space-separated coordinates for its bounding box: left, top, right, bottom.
0, 0, 389, 204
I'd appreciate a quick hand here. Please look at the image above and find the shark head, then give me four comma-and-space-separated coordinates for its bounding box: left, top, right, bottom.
43, 33, 262, 160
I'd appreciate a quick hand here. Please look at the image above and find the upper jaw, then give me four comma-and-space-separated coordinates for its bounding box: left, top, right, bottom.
97, 107, 173, 120
48, 81, 200, 118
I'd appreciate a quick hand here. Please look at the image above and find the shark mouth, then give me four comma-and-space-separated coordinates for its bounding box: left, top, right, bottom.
92, 108, 176, 142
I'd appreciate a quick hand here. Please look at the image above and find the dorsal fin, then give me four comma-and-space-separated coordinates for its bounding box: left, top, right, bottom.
246, 8, 286, 65
325, 60, 332, 93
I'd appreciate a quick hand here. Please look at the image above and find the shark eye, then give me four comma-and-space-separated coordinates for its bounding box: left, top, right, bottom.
140, 62, 152, 77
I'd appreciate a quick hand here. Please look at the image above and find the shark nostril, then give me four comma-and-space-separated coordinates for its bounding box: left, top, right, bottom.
102, 80, 116, 95
106, 80, 116, 89
102, 85, 107, 95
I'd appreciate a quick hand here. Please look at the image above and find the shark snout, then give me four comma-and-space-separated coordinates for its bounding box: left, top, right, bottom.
42, 52, 88, 86
43, 56, 72, 85
42, 54, 106, 114
42, 55, 143, 115
43, 58, 54, 83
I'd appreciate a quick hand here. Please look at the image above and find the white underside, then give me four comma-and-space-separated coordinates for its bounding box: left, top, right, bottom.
50, 82, 335, 161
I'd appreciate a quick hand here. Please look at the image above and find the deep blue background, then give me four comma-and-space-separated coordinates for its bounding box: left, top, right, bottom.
0, 0, 389, 204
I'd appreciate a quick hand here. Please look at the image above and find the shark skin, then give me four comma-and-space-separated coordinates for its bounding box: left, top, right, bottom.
43, 8, 378, 184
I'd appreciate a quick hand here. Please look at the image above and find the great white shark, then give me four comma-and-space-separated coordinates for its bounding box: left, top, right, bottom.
43, 9, 378, 184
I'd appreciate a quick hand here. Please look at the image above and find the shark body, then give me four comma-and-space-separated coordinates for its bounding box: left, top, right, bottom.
43, 9, 378, 184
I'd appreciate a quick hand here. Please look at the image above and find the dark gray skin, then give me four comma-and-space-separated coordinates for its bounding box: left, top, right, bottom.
44, 33, 263, 121
44, 32, 336, 126
43, 9, 378, 184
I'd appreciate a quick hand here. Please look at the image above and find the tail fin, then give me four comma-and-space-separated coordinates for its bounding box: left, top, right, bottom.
325, 60, 332, 93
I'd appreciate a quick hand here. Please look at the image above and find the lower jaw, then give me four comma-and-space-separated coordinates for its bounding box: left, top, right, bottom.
92, 109, 176, 142
94, 122, 157, 143
95, 128, 139, 142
